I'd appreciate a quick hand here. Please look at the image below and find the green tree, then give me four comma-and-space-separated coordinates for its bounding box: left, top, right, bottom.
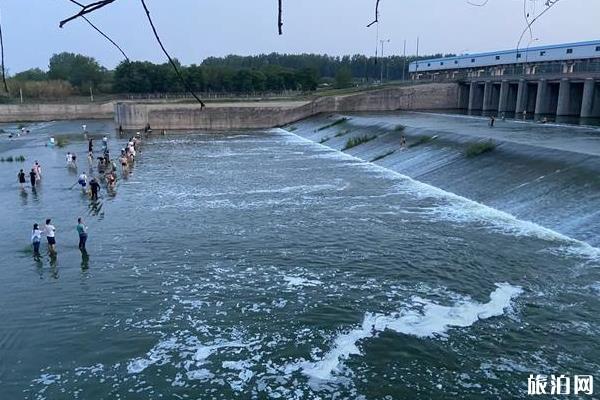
295, 67, 319, 91
334, 66, 353, 89
48, 52, 105, 89
12, 68, 47, 81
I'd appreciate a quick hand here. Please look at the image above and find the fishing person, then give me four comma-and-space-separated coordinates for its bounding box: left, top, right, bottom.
44, 218, 56, 254
17, 169, 26, 189
76, 217, 88, 252
88, 138, 94, 153
31, 223, 42, 257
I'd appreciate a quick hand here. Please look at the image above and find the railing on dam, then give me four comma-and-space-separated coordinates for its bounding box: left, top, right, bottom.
413, 61, 600, 83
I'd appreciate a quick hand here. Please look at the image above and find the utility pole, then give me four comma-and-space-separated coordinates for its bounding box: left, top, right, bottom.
380, 39, 390, 84
89, 85, 94, 102
415, 36, 420, 74
402, 39, 407, 81
19, 87, 23, 104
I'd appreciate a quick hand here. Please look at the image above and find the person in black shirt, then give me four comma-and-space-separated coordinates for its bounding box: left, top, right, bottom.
17, 169, 26, 189
89, 178, 100, 200
29, 169, 37, 188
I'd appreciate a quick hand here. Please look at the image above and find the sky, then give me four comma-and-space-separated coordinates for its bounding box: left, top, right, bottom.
2, 0, 599, 73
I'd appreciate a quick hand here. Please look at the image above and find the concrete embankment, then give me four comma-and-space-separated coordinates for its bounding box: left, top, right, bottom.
0, 102, 114, 122
0, 83, 459, 128
115, 83, 459, 130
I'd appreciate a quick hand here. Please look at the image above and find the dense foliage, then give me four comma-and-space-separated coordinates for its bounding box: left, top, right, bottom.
7, 51, 448, 99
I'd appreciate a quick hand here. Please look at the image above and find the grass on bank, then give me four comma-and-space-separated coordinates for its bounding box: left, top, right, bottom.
408, 135, 436, 148
317, 117, 349, 131
343, 134, 377, 150
371, 150, 395, 162
335, 129, 351, 137
55, 136, 69, 148
465, 140, 496, 158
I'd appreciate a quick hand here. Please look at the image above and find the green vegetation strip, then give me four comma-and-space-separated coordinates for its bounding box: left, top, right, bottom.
317, 117, 349, 131
371, 150, 395, 162
0, 155, 26, 162
465, 141, 496, 158
343, 134, 377, 150
408, 135, 435, 148
55, 137, 69, 148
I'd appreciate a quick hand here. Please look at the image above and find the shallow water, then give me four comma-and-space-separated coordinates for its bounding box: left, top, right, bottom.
0, 118, 599, 399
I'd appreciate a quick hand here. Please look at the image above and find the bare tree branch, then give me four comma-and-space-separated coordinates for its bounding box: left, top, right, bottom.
59, 0, 117, 28
278, 0, 283, 35
81, 15, 130, 61
66, 0, 129, 61
366, 0, 380, 28
139, 0, 205, 107
0, 7, 8, 93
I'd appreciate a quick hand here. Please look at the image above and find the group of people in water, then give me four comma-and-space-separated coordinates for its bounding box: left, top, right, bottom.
30, 217, 87, 258
17, 161, 42, 190
21, 126, 144, 259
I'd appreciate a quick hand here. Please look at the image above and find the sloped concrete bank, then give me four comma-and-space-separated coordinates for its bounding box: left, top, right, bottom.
115, 83, 459, 130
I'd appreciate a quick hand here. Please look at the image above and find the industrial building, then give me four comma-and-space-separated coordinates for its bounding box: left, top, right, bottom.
409, 40, 600, 118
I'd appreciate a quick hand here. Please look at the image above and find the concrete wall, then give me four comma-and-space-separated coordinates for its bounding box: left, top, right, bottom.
0, 102, 114, 122
115, 83, 460, 130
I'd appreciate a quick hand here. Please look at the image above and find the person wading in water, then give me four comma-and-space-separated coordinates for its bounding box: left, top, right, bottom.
29, 168, 37, 189
17, 169, 26, 189
89, 178, 100, 200
31, 223, 42, 257
44, 219, 57, 254
76, 217, 88, 253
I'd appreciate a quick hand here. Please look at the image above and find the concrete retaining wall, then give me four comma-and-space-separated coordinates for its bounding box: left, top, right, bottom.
115, 83, 459, 130
0, 102, 114, 122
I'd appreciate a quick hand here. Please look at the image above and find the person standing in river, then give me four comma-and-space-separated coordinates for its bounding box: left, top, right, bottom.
33, 161, 42, 181
44, 219, 56, 254
17, 169, 26, 189
88, 138, 93, 153
31, 223, 42, 257
76, 217, 88, 253
29, 168, 37, 189
89, 178, 100, 200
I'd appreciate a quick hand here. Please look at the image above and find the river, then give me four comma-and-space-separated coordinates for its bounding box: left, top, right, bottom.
0, 114, 598, 399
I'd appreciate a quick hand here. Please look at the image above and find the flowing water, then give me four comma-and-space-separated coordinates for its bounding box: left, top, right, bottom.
0, 114, 598, 399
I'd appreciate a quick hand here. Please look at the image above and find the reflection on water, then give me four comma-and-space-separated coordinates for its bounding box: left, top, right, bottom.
0, 118, 598, 399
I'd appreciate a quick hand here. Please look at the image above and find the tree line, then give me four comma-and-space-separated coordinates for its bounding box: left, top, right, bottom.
7, 51, 449, 100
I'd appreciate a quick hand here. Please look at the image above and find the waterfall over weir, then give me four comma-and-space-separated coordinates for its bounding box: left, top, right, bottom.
287, 111, 600, 247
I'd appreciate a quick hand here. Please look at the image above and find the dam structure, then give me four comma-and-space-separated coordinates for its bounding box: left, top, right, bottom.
410, 40, 600, 118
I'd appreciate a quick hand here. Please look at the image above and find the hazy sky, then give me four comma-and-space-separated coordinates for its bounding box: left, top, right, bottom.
2, 0, 599, 73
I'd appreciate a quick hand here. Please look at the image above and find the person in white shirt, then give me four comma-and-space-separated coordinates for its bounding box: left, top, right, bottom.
78, 173, 88, 193
31, 223, 42, 257
44, 219, 57, 254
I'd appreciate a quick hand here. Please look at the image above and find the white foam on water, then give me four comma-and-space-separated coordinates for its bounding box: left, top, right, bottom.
127, 336, 178, 374
32, 373, 61, 385
276, 128, 600, 260
300, 283, 523, 381
186, 368, 214, 381
283, 276, 323, 288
